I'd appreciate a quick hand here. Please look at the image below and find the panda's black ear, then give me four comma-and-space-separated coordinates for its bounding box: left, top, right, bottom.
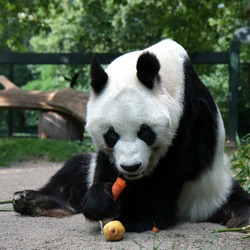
136, 52, 160, 89
90, 55, 108, 94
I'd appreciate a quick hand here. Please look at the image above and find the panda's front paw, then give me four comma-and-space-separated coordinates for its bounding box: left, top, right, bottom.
121, 217, 171, 232
82, 182, 116, 221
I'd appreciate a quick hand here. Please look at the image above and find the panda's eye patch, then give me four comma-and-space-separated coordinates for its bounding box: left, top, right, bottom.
103, 127, 120, 148
137, 124, 156, 146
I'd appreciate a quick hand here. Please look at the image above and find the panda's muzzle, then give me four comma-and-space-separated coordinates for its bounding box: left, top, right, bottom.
120, 163, 142, 173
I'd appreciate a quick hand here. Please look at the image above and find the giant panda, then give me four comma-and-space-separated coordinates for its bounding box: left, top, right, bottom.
13, 39, 250, 232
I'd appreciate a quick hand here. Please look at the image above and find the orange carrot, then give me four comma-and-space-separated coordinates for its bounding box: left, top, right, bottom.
112, 177, 126, 201
152, 226, 159, 233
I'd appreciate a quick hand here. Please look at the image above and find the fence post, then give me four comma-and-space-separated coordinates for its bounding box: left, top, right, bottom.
229, 40, 239, 143
229, 27, 250, 142
7, 64, 14, 137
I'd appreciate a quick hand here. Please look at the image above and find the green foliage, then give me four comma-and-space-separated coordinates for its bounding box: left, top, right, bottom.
227, 134, 250, 192
23, 65, 68, 91
0, 138, 93, 166
0, 0, 247, 53
23, 64, 91, 91
0, 0, 48, 52
1, 0, 248, 92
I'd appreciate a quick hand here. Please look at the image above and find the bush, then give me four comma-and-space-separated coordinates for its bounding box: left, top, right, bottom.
227, 134, 250, 192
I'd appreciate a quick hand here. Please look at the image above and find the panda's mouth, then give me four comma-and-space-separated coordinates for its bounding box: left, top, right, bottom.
123, 172, 143, 180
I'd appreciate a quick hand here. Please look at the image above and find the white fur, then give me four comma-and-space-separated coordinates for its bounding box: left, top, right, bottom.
86, 153, 97, 188
177, 110, 233, 221
86, 39, 188, 179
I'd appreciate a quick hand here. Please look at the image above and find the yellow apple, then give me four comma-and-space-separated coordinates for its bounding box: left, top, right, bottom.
103, 220, 125, 241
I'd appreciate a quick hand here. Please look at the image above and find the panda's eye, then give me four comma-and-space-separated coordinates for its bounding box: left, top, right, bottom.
103, 127, 120, 148
109, 130, 118, 139
138, 124, 150, 136
137, 124, 156, 146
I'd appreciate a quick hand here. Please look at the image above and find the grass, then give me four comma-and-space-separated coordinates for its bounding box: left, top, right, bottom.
132, 232, 162, 250
127, 229, 221, 250
226, 133, 250, 192
0, 138, 94, 166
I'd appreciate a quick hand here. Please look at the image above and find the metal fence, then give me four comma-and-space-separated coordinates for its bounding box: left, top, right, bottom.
0, 49, 241, 142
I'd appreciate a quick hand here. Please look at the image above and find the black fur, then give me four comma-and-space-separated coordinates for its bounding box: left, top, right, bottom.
136, 52, 160, 89
208, 180, 250, 227
13, 190, 76, 217
13, 55, 250, 232
90, 55, 108, 94
82, 182, 116, 220
103, 127, 120, 148
137, 124, 156, 146
168, 58, 218, 181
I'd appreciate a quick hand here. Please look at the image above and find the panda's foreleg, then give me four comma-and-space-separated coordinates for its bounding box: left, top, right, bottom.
81, 151, 121, 221
82, 182, 116, 221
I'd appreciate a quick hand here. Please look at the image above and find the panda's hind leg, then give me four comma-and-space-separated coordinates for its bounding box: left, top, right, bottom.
13, 190, 76, 217
208, 180, 250, 227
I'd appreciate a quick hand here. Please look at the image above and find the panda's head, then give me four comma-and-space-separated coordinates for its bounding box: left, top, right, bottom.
86, 39, 187, 180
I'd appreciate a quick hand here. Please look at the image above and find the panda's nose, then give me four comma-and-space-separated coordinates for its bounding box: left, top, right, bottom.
120, 163, 142, 172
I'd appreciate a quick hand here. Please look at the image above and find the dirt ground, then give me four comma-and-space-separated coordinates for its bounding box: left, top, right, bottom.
0, 160, 249, 250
